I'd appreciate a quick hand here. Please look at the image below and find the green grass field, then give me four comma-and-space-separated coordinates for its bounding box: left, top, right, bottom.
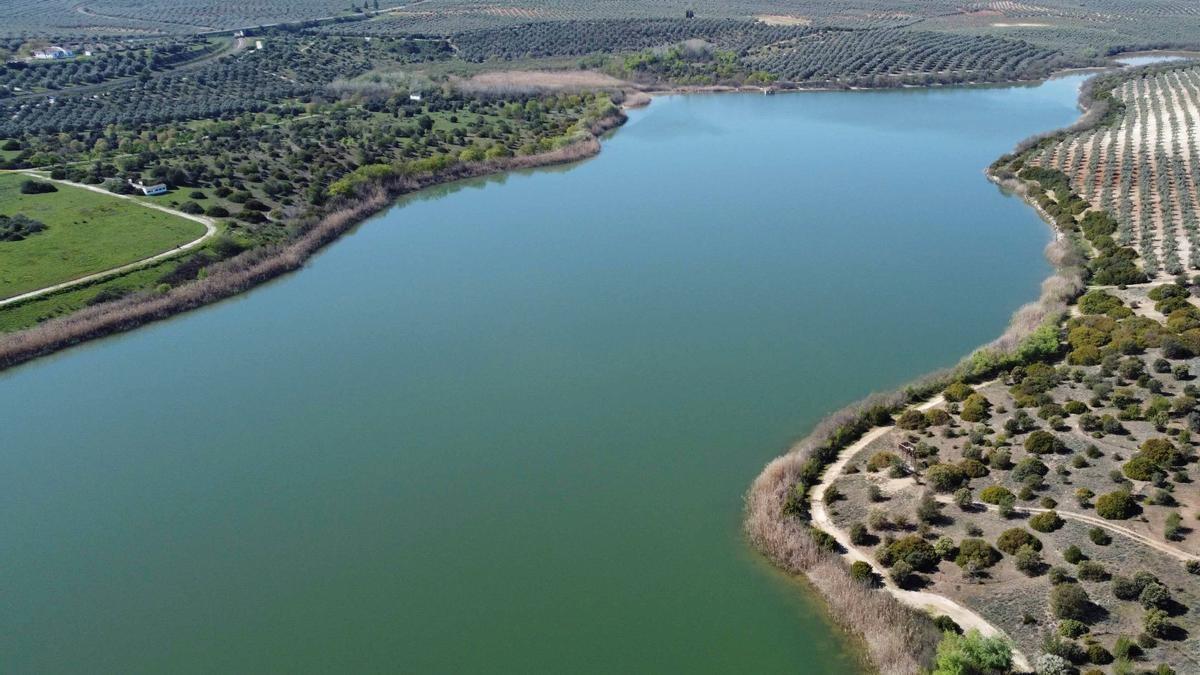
0, 173, 205, 300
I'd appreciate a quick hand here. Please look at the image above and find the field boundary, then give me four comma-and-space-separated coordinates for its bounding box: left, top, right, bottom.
0, 172, 217, 307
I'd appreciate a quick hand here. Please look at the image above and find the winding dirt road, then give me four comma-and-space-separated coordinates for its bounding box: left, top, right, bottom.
0, 173, 217, 308
939, 498, 1199, 563
809, 394, 1034, 673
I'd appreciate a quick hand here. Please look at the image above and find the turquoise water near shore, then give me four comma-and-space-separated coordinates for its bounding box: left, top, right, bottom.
1, 75, 1087, 673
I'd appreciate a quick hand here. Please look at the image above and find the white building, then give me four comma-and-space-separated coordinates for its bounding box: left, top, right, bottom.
129, 179, 167, 196
32, 46, 74, 60
409, 93, 422, 102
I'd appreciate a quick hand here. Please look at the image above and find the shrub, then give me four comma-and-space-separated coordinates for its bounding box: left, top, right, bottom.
1048, 566, 1070, 585
997, 528, 1041, 555
1025, 430, 1065, 455
1014, 544, 1043, 575
1050, 583, 1092, 621
1029, 511, 1064, 532
882, 535, 940, 571
19, 179, 57, 194
979, 485, 1015, 504
849, 522, 870, 545
1112, 635, 1138, 659
891, 559, 914, 586
205, 205, 230, 217
1143, 608, 1170, 638
943, 382, 975, 402
927, 463, 967, 492
933, 615, 962, 635
1063, 545, 1084, 564
809, 527, 838, 552
896, 409, 929, 430
1111, 574, 1151, 601
932, 629, 1012, 675
1088, 527, 1110, 545
957, 458, 989, 478
955, 538, 999, 570
959, 393, 991, 422
1086, 643, 1112, 665
953, 487, 973, 508
1122, 455, 1158, 481
1058, 619, 1087, 638
987, 448, 1011, 469
1035, 653, 1072, 675
1095, 491, 1139, 520
849, 560, 873, 584
1012, 457, 1049, 483
866, 451, 898, 472
1077, 560, 1109, 582
1186, 560, 1200, 575
1138, 582, 1170, 609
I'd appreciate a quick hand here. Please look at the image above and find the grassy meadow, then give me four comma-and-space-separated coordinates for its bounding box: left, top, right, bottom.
0, 173, 205, 299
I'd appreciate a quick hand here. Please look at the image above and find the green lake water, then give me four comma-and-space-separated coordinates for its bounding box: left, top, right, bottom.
2, 75, 1087, 673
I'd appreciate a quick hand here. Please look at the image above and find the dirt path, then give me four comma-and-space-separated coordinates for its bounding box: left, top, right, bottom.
941, 499, 1199, 563
809, 394, 1034, 672
0, 173, 217, 307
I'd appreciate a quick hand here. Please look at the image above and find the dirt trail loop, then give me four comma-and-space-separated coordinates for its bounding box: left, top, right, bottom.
809, 394, 1033, 672
938, 498, 1199, 563
0, 173, 217, 307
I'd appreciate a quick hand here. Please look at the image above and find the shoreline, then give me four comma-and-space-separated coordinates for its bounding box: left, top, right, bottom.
738, 48, 1200, 675
0, 113, 625, 373
742, 64, 1132, 675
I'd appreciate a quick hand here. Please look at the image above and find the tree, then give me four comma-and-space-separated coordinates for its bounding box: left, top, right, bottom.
932, 629, 1012, 675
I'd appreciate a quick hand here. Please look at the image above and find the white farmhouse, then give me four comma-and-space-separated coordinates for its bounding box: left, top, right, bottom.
32, 46, 74, 60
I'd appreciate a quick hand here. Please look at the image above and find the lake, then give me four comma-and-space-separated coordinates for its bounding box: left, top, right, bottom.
0, 74, 1088, 673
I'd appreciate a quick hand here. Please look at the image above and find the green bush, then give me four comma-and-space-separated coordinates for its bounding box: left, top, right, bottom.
1122, 455, 1157, 481
1029, 510, 1064, 532
896, 409, 929, 430
957, 458, 989, 478
979, 485, 1014, 504
1095, 491, 1139, 520
1058, 619, 1088, 638
1064, 545, 1085, 564
881, 535, 940, 572
943, 382, 975, 403
954, 538, 999, 570
926, 463, 968, 492
1086, 643, 1112, 665
866, 451, 899, 472
1088, 527, 1110, 545
996, 528, 1041, 555
1025, 430, 1064, 455
1139, 582, 1170, 609
1050, 583, 1092, 621
1077, 560, 1109, 581
932, 629, 1012, 675
959, 393, 991, 422
1011, 457, 1049, 483
849, 560, 873, 584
